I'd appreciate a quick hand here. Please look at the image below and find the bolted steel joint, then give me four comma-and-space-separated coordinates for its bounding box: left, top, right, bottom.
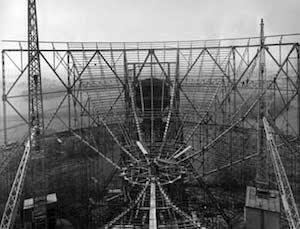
2, 94, 7, 101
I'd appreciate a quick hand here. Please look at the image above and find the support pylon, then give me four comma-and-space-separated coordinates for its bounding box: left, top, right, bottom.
256, 18, 268, 187
27, 0, 47, 228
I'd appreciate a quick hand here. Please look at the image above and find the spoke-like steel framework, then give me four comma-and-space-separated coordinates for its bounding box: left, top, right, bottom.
1, 32, 300, 228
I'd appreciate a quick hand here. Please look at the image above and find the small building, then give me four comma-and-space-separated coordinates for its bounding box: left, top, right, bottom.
23, 193, 57, 229
244, 186, 280, 229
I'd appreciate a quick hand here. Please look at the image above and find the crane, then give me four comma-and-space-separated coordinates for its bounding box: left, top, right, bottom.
263, 117, 300, 229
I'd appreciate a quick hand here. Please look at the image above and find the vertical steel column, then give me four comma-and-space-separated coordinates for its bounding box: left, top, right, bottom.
232, 47, 237, 112
73, 50, 79, 129
256, 18, 267, 186
67, 51, 71, 130
2, 51, 7, 146
123, 50, 131, 136
88, 98, 91, 138
297, 45, 300, 138
19, 42, 24, 70
79, 79, 83, 133
149, 180, 157, 229
286, 62, 289, 134
150, 49, 154, 144
122, 50, 132, 202
228, 48, 233, 206
174, 49, 181, 139
232, 46, 237, 203
28, 0, 47, 228
28, 0, 45, 137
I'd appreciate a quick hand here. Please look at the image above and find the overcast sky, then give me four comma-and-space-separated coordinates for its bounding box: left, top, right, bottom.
0, 0, 299, 137
0, 0, 299, 45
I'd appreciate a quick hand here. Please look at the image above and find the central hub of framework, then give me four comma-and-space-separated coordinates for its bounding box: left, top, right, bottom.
122, 144, 187, 186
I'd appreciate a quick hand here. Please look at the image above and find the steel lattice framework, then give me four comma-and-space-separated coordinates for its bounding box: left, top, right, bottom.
1, 21, 300, 228
263, 117, 300, 229
0, 1, 46, 228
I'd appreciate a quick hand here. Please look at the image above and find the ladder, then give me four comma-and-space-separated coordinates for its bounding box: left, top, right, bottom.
263, 117, 300, 229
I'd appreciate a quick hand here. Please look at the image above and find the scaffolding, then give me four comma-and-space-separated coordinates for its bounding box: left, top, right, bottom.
1, 27, 300, 228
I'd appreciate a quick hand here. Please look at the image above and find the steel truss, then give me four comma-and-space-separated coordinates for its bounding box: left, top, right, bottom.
1, 33, 300, 228
263, 117, 300, 229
